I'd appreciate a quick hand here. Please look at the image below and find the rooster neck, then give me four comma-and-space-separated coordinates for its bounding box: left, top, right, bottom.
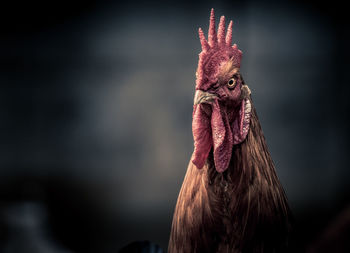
169, 99, 291, 253
207, 100, 277, 188
202, 100, 291, 251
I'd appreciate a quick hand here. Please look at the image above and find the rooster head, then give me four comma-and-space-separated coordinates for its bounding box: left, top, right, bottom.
192, 9, 252, 173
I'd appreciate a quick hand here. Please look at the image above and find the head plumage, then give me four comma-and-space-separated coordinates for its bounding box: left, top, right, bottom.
196, 9, 242, 90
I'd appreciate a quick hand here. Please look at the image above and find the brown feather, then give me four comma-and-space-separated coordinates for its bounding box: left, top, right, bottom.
169, 97, 291, 253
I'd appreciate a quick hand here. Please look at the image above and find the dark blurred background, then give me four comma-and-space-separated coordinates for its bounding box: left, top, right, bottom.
0, 0, 349, 252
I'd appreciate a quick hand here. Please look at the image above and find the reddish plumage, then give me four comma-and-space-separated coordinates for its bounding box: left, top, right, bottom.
169, 9, 291, 253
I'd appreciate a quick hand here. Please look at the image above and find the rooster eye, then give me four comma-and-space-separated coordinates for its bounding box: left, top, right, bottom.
227, 78, 237, 89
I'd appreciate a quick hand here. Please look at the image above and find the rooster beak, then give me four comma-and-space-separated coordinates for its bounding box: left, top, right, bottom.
194, 90, 218, 105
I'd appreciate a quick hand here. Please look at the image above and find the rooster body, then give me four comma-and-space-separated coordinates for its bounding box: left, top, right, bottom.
169, 9, 291, 253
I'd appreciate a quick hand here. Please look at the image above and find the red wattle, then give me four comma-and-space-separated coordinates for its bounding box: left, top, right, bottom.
211, 100, 233, 172
192, 104, 212, 169
192, 99, 251, 172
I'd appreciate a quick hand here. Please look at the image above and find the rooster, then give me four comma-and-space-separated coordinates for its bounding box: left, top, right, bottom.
169, 9, 291, 253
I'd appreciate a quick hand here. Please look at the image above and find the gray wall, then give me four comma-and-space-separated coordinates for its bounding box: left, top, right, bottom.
0, 0, 349, 252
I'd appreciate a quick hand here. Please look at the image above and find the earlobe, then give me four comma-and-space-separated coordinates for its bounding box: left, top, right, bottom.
232, 97, 252, 145
240, 84, 251, 100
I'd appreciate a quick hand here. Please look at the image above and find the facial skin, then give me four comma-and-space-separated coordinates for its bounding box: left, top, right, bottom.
195, 64, 242, 107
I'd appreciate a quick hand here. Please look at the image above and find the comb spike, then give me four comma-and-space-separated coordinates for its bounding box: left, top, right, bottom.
198, 28, 210, 52
208, 8, 217, 47
225, 20, 233, 46
217, 16, 226, 45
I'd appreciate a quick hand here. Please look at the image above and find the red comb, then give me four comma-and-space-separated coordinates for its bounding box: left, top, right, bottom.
196, 9, 242, 90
